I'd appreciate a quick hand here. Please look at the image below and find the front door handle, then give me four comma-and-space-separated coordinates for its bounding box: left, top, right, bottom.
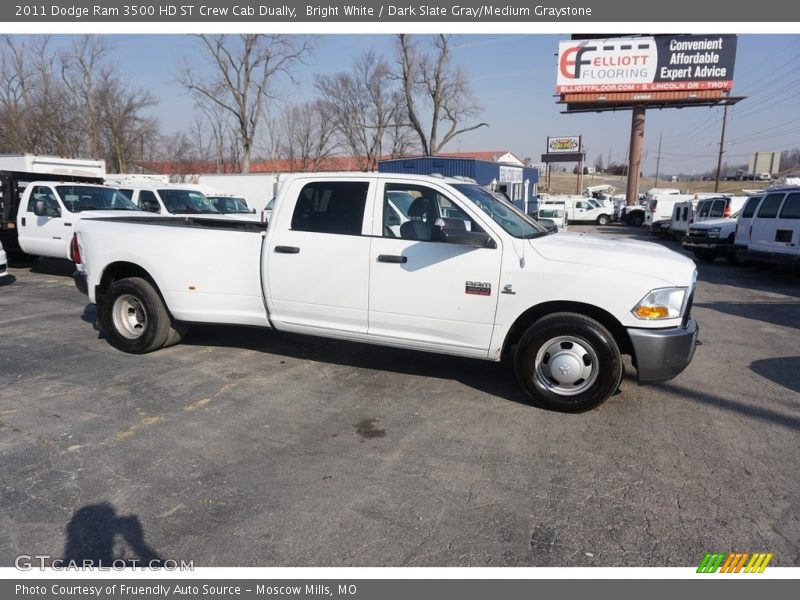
377, 254, 407, 263
274, 246, 300, 254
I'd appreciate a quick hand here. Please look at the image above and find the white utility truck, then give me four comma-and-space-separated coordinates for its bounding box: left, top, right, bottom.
74, 173, 699, 412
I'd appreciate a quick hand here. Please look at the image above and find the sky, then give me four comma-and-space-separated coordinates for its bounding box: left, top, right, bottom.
33, 34, 800, 175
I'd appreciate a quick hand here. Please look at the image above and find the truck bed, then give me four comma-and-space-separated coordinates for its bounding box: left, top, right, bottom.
78, 216, 270, 327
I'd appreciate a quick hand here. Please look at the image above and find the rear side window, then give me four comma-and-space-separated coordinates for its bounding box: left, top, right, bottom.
756, 193, 785, 219
778, 192, 800, 219
291, 181, 368, 235
741, 196, 762, 219
709, 199, 726, 218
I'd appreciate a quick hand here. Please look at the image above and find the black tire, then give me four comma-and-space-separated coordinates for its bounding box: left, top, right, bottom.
514, 313, 623, 412
693, 249, 717, 263
596, 214, 610, 226
163, 322, 189, 348
630, 214, 644, 227
725, 250, 742, 265
100, 277, 171, 354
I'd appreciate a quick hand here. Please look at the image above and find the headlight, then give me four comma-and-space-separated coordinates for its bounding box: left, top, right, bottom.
707, 226, 722, 238
632, 287, 687, 320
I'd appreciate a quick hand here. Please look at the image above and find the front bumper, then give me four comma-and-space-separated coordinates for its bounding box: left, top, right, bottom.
681, 235, 731, 251
628, 318, 699, 383
73, 270, 88, 295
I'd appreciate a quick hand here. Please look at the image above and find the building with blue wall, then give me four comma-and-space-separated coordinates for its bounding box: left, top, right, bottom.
378, 153, 540, 213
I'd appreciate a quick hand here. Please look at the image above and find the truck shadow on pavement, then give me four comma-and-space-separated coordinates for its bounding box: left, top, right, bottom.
183, 324, 537, 408
749, 357, 800, 395
10, 256, 75, 277
659, 381, 800, 432
63, 502, 164, 568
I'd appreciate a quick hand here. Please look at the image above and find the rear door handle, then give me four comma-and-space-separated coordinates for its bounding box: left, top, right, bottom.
274, 245, 300, 254
377, 254, 407, 263
21, 217, 26, 226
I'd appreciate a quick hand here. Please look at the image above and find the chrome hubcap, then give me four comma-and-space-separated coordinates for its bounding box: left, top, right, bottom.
112, 294, 147, 339
534, 336, 599, 396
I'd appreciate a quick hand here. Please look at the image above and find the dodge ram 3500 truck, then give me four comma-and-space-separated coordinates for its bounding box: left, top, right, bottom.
74, 173, 699, 412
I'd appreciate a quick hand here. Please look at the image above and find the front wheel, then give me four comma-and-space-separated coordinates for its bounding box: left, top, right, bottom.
100, 277, 171, 354
514, 313, 623, 412
630, 214, 644, 227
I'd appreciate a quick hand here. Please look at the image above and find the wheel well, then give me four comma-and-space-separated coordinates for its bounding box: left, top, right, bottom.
96, 261, 158, 299
501, 301, 632, 359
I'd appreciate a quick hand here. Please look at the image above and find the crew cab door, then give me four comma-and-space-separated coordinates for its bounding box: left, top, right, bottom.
265, 178, 374, 335
367, 181, 502, 357
17, 184, 67, 257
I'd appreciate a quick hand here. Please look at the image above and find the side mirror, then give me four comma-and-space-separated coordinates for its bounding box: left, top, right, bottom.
432, 218, 496, 249
34, 202, 60, 218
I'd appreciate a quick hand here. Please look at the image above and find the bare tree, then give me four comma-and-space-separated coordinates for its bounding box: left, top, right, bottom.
396, 34, 487, 156
60, 35, 109, 158
177, 34, 312, 173
315, 51, 402, 170
280, 101, 337, 172
97, 70, 158, 172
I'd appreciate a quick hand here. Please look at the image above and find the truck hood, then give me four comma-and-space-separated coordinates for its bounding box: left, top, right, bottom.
689, 217, 734, 229
530, 232, 696, 285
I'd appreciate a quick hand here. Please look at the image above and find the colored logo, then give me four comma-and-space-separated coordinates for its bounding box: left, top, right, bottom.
697, 552, 773, 573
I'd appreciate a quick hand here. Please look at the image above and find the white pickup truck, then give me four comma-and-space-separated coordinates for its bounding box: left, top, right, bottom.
14, 179, 142, 260
74, 173, 699, 412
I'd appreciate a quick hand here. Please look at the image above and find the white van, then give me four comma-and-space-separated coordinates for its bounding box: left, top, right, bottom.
740, 186, 800, 265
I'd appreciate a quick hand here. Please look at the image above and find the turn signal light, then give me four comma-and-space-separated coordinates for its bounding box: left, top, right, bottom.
633, 306, 669, 319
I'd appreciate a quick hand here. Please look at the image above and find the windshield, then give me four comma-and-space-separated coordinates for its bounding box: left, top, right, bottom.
158, 189, 219, 214
208, 196, 251, 214
56, 185, 139, 213
452, 184, 547, 238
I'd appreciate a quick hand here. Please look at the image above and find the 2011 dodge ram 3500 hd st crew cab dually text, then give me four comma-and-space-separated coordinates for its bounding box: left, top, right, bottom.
74, 173, 699, 412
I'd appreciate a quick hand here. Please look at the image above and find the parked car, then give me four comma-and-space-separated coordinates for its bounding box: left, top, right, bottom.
74, 172, 699, 412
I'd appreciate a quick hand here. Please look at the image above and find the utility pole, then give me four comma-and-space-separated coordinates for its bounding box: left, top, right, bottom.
714, 102, 729, 193
654, 133, 662, 187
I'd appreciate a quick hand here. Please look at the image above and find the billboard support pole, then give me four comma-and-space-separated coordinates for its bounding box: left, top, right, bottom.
626, 105, 646, 205
714, 101, 729, 193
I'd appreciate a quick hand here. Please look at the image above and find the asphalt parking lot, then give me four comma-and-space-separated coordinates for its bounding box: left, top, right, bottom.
1, 224, 798, 568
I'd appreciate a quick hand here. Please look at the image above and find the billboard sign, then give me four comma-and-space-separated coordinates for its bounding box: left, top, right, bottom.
557, 35, 737, 94
547, 136, 582, 153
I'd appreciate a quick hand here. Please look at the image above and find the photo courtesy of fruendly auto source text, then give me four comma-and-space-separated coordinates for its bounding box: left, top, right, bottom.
0, 1, 798, 598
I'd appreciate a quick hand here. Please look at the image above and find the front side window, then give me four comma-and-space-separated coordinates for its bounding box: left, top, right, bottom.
56, 185, 139, 213
697, 200, 712, 218
27, 185, 59, 214
291, 181, 368, 235
381, 183, 482, 241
